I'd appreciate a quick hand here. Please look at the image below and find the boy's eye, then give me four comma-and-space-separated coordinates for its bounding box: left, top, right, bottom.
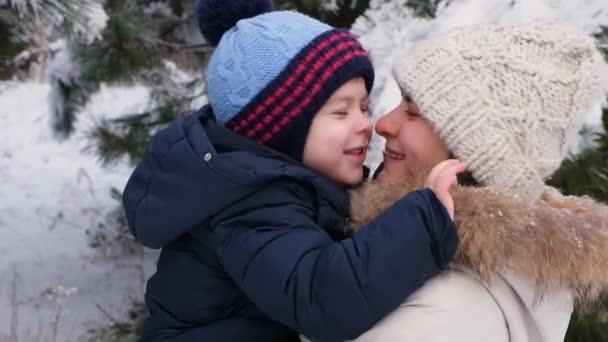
361, 106, 371, 117
333, 110, 349, 115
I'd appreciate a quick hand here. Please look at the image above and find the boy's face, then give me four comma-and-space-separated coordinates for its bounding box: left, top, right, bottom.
302, 77, 372, 186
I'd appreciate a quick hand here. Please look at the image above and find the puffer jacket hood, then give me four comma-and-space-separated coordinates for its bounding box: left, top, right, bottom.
122, 105, 348, 248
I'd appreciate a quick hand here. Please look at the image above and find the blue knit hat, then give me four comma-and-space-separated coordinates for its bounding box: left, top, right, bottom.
197, 0, 374, 160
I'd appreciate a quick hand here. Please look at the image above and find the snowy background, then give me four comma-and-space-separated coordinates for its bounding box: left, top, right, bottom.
0, 82, 158, 341
1, 0, 608, 341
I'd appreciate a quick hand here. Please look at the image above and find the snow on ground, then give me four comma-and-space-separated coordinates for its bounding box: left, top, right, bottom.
0, 82, 157, 341
1, 0, 608, 341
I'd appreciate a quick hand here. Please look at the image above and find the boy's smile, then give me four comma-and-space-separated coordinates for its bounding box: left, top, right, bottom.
344, 145, 368, 164
302, 77, 372, 186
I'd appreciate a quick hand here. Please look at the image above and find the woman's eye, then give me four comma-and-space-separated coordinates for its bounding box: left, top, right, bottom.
333, 110, 349, 115
405, 110, 420, 119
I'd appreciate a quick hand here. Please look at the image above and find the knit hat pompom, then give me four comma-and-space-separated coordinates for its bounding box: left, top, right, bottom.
197, 0, 272, 46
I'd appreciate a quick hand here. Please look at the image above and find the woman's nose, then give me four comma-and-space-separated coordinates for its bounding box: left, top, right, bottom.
375, 110, 400, 138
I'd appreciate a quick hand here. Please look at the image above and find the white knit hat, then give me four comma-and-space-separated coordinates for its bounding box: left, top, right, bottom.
392, 20, 604, 200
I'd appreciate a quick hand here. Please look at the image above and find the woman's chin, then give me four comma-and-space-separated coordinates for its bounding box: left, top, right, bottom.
376, 160, 417, 183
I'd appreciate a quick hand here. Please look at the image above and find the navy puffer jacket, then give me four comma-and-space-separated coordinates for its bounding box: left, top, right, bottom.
123, 106, 458, 341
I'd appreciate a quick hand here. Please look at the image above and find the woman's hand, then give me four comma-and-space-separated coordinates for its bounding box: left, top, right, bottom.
425, 159, 466, 219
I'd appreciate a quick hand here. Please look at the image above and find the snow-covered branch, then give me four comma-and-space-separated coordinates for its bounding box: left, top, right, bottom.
13, 39, 62, 69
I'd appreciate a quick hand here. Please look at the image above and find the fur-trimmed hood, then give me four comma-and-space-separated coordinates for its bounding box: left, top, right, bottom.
349, 176, 608, 304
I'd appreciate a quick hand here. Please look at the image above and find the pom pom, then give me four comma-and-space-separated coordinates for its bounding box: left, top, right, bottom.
197, 0, 273, 46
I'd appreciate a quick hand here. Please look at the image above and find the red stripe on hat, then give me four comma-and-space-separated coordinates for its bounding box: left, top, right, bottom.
247, 41, 358, 136
232, 31, 351, 133
258, 50, 368, 143
241, 42, 362, 139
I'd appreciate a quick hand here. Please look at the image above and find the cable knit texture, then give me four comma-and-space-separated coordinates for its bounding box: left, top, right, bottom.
392, 20, 604, 200
200, 5, 374, 160
207, 11, 333, 125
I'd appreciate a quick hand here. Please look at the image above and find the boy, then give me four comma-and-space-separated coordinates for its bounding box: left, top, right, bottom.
122, 0, 462, 340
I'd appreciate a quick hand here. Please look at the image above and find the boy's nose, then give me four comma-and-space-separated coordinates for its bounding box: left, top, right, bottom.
358, 115, 373, 133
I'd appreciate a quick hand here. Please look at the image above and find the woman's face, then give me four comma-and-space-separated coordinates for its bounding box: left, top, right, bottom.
375, 98, 450, 182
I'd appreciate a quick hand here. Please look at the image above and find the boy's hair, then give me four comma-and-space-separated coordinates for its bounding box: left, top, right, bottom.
198, 0, 374, 160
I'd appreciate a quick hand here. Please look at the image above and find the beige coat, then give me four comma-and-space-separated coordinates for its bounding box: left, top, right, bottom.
349, 267, 572, 342
304, 178, 608, 342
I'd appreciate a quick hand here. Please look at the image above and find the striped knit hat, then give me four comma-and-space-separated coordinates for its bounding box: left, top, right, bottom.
197, 0, 374, 160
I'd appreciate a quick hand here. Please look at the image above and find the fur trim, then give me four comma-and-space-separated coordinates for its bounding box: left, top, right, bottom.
349, 177, 608, 304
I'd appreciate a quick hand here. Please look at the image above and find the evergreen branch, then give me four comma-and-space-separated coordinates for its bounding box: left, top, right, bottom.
566, 299, 608, 342
549, 99, 608, 203
156, 14, 192, 39
406, 0, 443, 19
6, 0, 96, 26
87, 91, 204, 164
139, 37, 212, 51
594, 26, 608, 61
50, 78, 96, 138
322, 0, 371, 28
12, 40, 61, 68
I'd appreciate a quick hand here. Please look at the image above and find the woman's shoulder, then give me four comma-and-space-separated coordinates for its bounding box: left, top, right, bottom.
407, 268, 506, 317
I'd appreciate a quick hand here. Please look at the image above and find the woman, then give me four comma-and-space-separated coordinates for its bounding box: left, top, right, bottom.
347, 21, 608, 341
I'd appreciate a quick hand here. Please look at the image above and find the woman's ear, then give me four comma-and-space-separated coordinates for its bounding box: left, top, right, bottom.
457, 171, 479, 187
448, 152, 478, 186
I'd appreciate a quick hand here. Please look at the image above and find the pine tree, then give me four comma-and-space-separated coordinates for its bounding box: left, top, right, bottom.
0, 0, 99, 79
549, 25, 608, 342
404, 0, 443, 18
54, 0, 210, 161
0, 18, 23, 79
274, 0, 370, 28
1, 0, 211, 156
0, 0, 99, 37
3, 0, 372, 163
84, 0, 371, 165
558, 107, 608, 341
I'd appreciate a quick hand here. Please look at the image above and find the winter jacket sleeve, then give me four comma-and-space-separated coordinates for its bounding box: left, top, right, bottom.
204, 180, 458, 341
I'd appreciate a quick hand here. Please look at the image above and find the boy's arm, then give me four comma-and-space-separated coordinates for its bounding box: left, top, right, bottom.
202, 181, 457, 340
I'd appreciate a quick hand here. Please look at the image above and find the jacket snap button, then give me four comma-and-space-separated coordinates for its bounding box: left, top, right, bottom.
203, 152, 212, 161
